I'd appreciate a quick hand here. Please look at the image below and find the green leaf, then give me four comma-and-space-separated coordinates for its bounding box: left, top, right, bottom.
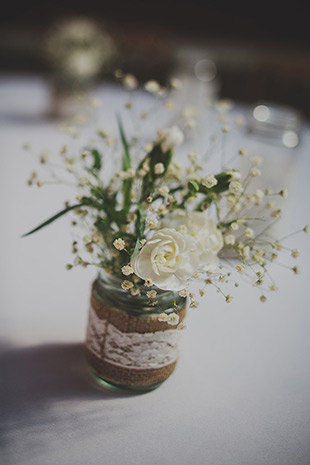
131, 204, 146, 260
212, 172, 231, 194
117, 115, 131, 171
22, 203, 87, 237
197, 172, 231, 196
148, 145, 173, 173
193, 172, 232, 211
188, 180, 200, 194
91, 149, 102, 170
90, 186, 103, 199
94, 217, 110, 234
140, 144, 174, 200
117, 115, 133, 213
122, 179, 132, 213
112, 209, 128, 225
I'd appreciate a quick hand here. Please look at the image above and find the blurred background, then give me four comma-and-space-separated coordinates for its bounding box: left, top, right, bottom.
0, 0, 309, 117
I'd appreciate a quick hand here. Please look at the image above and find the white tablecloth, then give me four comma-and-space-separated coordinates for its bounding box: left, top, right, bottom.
1, 76, 310, 465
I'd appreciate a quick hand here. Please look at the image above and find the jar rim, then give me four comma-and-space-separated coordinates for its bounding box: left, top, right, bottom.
92, 270, 186, 316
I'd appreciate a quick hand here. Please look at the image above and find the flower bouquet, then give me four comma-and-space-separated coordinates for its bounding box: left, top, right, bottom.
24, 74, 308, 391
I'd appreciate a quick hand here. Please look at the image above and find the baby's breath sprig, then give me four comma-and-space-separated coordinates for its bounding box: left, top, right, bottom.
23, 78, 306, 322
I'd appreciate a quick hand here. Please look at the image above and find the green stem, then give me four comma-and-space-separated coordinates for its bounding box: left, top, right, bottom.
22, 202, 87, 237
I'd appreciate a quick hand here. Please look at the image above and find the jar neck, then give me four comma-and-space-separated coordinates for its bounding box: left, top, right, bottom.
92, 271, 186, 316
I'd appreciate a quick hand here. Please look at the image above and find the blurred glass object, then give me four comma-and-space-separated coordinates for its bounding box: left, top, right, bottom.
194, 58, 217, 83
174, 47, 219, 104
248, 102, 302, 148
243, 102, 304, 216
43, 17, 116, 118
167, 47, 219, 140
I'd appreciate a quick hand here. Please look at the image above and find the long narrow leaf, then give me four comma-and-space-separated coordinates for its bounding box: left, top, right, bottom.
117, 114, 131, 171
22, 203, 86, 237
131, 204, 146, 260
117, 114, 132, 212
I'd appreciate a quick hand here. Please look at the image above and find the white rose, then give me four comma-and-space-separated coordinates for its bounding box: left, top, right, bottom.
156, 126, 184, 153
161, 210, 223, 270
131, 228, 200, 291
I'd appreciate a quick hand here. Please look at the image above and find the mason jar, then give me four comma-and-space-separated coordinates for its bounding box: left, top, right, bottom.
85, 271, 187, 392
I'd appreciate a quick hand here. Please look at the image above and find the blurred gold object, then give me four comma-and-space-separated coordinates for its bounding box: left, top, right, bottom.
43, 17, 116, 117
44, 17, 115, 85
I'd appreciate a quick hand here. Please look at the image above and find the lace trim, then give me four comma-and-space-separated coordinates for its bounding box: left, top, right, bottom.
86, 304, 182, 369
85, 304, 107, 360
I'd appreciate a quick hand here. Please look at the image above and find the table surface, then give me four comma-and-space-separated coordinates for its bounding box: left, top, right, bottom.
1, 76, 310, 465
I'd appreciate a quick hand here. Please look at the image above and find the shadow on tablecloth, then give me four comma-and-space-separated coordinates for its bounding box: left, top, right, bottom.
0, 342, 136, 426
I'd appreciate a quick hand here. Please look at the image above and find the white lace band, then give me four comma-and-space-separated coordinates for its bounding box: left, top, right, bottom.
86, 304, 182, 370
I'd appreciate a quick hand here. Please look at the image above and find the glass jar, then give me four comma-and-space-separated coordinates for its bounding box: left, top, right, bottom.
85, 272, 187, 392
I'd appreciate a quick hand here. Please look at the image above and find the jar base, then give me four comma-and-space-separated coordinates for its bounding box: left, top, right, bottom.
88, 367, 164, 393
